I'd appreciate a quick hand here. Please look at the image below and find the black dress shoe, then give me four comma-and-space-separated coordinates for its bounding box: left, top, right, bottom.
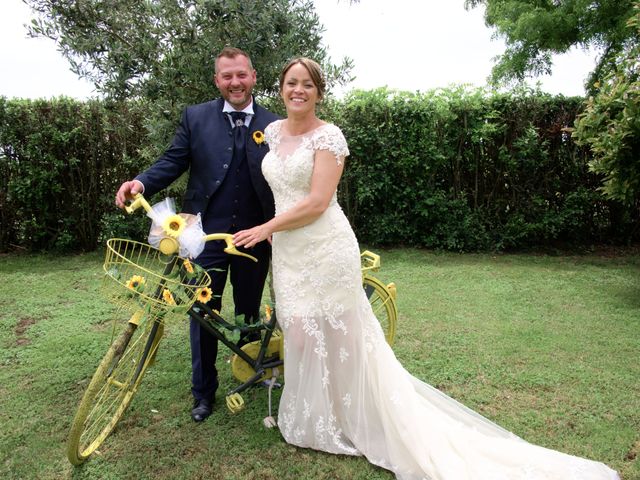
191, 398, 212, 422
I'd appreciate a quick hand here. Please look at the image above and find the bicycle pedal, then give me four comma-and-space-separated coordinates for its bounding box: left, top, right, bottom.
226, 393, 245, 414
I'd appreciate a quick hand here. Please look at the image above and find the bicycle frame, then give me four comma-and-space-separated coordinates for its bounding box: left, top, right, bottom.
125, 193, 284, 404
188, 302, 283, 397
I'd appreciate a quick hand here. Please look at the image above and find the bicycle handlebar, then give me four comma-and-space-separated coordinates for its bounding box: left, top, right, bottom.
125, 193, 257, 262
203, 233, 258, 263
124, 194, 153, 215
360, 250, 381, 272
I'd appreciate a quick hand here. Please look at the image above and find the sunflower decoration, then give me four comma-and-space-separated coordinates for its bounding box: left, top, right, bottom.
148, 198, 206, 258
162, 214, 186, 238
125, 275, 146, 293
162, 288, 176, 305
196, 287, 212, 304
182, 258, 205, 280
183, 259, 194, 274
252, 130, 265, 145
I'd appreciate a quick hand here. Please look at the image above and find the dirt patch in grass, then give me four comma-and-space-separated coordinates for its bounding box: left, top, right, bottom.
15, 316, 38, 346
625, 439, 640, 461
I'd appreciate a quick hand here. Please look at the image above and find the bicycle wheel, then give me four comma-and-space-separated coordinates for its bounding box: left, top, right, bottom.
66, 311, 164, 465
363, 275, 397, 345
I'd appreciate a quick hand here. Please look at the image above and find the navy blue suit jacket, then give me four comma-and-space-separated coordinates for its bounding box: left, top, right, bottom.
136, 98, 279, 224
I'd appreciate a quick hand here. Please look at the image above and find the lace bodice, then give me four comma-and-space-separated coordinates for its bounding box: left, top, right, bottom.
262, 120, 365, 327
262, 120, 349, 215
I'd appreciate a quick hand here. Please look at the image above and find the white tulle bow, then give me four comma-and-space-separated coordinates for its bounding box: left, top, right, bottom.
147, 198, 206, 259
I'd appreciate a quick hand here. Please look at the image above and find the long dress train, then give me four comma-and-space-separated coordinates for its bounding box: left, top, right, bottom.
261, 120, 619, 480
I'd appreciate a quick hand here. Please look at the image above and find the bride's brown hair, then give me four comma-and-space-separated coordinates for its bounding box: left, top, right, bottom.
279, 57, 326, 99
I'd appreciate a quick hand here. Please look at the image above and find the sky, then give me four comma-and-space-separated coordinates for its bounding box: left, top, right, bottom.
0, 0, 599, 99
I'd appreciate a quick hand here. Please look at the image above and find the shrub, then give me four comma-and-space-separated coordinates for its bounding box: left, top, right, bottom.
0, 97, 150, 252
1, 88, 637, 253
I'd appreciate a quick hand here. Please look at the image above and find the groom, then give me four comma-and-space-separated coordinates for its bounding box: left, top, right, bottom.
115, 47, 279, 422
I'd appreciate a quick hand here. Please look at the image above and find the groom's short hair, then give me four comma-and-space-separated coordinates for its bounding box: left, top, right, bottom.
215, 47, 253, 72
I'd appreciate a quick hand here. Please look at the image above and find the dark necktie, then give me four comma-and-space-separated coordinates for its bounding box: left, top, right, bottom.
229, 111, 247, 158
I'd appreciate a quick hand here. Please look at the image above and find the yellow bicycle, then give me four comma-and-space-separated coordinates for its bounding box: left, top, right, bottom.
66, 194, 398, 465
361, 250, 397, 345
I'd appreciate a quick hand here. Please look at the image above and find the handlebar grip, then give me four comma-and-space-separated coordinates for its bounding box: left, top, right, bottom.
203, 233, 258, 263
125, 193, 153, 215
224, 245, 258, 263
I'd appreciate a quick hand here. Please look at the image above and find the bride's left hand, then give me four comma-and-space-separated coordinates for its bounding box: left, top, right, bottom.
233, 225, 272, 249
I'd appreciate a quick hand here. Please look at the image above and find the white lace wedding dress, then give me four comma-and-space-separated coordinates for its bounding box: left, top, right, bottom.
262, 120, 619, 480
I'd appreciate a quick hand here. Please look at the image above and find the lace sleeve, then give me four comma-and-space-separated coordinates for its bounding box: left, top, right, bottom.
312, 124, 349, 165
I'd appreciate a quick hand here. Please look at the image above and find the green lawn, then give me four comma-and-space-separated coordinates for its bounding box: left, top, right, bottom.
0, 248, 638, 479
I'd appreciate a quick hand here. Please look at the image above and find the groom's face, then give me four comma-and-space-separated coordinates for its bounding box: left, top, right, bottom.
214, 55, 257, 110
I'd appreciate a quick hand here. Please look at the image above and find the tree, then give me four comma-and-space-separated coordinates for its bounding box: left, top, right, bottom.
573, 2, 640, 208
26, 0, 352, 102
24, 0, 353, 158
464, 0, 639, 90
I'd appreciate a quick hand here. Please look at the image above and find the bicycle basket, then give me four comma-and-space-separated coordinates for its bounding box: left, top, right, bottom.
103, 238, 211, 318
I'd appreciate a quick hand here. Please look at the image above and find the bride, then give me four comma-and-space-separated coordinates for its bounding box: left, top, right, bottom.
232, 58, 620, 480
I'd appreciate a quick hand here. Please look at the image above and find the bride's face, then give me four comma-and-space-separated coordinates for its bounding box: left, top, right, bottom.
281, 63, 319, 116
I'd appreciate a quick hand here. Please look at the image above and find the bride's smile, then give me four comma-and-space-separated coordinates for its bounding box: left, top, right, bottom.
281, 63, 320, 119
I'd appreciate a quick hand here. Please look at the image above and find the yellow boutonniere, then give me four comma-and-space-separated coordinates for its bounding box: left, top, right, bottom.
252, 130, 265, 145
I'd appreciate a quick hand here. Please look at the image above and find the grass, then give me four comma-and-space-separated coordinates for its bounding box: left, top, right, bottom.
0, 247, 638, 480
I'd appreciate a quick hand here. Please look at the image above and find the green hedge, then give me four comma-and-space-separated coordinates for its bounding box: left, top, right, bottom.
335, 87, 635, 250
0, 90, 636, 253
0, 97, 150, 252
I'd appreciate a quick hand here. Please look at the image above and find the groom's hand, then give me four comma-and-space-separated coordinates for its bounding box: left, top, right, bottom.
115, 180, 144, 209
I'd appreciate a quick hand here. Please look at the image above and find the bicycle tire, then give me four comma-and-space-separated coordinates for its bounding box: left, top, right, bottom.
66, 312, 163, 465
363, 275, 398, 345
